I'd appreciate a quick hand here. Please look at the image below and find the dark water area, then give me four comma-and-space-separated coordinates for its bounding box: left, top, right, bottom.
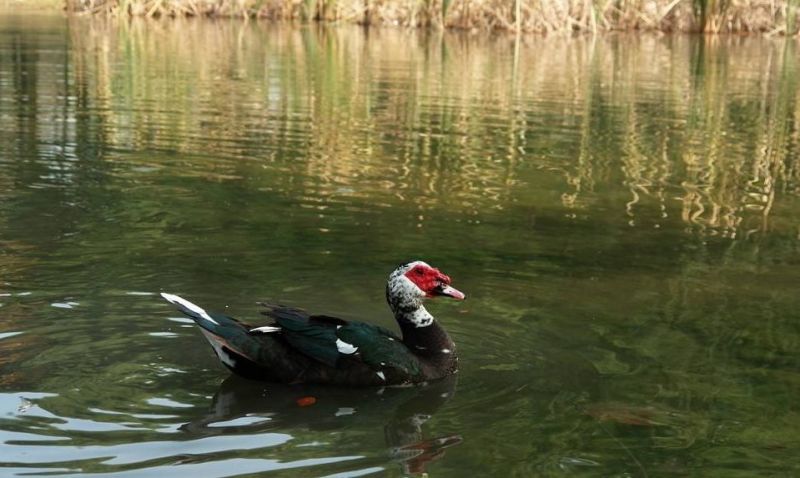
1, 12, 800, 476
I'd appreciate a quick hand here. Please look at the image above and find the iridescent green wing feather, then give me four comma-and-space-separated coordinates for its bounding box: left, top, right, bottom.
337, 323, 422, 377
261, 304, 346, 367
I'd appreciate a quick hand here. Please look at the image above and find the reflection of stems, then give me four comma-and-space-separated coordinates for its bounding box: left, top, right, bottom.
58, 24, 800, 238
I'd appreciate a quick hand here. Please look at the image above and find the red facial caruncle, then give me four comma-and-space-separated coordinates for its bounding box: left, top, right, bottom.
404, 263, 466, 300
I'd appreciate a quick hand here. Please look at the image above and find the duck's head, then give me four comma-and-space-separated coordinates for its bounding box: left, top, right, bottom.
386, 261, 465, 312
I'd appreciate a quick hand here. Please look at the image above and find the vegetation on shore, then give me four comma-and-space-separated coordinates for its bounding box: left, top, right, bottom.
63, 0, 800, 35
1, 0, 63, 11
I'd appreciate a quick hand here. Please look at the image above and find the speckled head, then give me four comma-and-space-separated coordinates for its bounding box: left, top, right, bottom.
386, 261, 465, 314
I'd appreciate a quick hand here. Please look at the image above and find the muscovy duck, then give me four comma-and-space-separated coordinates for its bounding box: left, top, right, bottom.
160, 261, 465, 386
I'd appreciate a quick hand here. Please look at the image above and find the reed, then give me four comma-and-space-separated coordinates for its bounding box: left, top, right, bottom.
62, 0, 800, 34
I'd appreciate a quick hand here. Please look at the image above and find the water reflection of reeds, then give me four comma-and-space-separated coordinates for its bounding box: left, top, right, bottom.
6, 19, 800, 240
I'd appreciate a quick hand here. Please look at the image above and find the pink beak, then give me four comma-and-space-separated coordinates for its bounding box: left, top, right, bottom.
438, 284, 466, 300
431, 270, 465, 300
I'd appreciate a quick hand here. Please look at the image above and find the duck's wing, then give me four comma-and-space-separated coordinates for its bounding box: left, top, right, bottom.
258, 302, 346, 368
260, 302, 421, 378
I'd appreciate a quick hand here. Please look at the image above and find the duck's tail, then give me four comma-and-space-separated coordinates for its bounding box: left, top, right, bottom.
160, 293, 223, 332
160, 293, 266, 376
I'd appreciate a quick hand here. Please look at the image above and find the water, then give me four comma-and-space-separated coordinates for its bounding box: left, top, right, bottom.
1, 13, 800, 476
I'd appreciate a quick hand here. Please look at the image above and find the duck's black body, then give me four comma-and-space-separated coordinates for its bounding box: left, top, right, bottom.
161, 261, 465, 386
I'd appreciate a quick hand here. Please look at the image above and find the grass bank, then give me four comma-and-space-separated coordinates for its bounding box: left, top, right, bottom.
62, 0, 800, 34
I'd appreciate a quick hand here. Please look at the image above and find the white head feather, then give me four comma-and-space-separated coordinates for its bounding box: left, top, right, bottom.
386, 261, 435, 327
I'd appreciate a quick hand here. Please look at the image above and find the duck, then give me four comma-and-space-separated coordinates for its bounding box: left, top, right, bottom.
160, 261, 465, 386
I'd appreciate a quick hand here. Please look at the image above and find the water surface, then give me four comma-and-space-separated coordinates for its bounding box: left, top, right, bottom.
1, 14, 800, 476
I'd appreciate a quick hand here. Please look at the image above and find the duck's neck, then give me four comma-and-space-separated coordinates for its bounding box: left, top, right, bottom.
393, 304, 456, 357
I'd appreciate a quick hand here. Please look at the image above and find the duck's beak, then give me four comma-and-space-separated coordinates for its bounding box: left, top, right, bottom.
429, 269, 465, 300
436, 284, 466, 300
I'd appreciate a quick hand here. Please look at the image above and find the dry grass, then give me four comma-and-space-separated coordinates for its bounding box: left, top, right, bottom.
62, 0, 800, 34
2, 0, 64, 11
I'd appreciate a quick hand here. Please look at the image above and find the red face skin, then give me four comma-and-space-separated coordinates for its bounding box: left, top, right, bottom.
404, 264, 465, 300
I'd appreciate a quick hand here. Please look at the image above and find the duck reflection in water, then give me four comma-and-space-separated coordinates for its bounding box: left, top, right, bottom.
181, 375, 461, 475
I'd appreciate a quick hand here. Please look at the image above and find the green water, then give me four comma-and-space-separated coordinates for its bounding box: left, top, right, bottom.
1, 13, 800, 476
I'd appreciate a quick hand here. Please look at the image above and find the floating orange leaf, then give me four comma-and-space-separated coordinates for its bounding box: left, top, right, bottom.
296, 396, 317, 407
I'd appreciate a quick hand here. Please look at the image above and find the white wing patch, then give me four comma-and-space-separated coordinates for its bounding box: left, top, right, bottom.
250, 326, 281, 333
160, 293, 219, 325
376, 371, 386, 381
336, 339, 358, 354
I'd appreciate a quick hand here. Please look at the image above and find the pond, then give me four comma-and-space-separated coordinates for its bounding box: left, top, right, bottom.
1, 13, 799, 476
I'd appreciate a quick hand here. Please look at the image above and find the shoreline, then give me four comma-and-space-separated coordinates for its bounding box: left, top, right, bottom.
4, 0, 800, 35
